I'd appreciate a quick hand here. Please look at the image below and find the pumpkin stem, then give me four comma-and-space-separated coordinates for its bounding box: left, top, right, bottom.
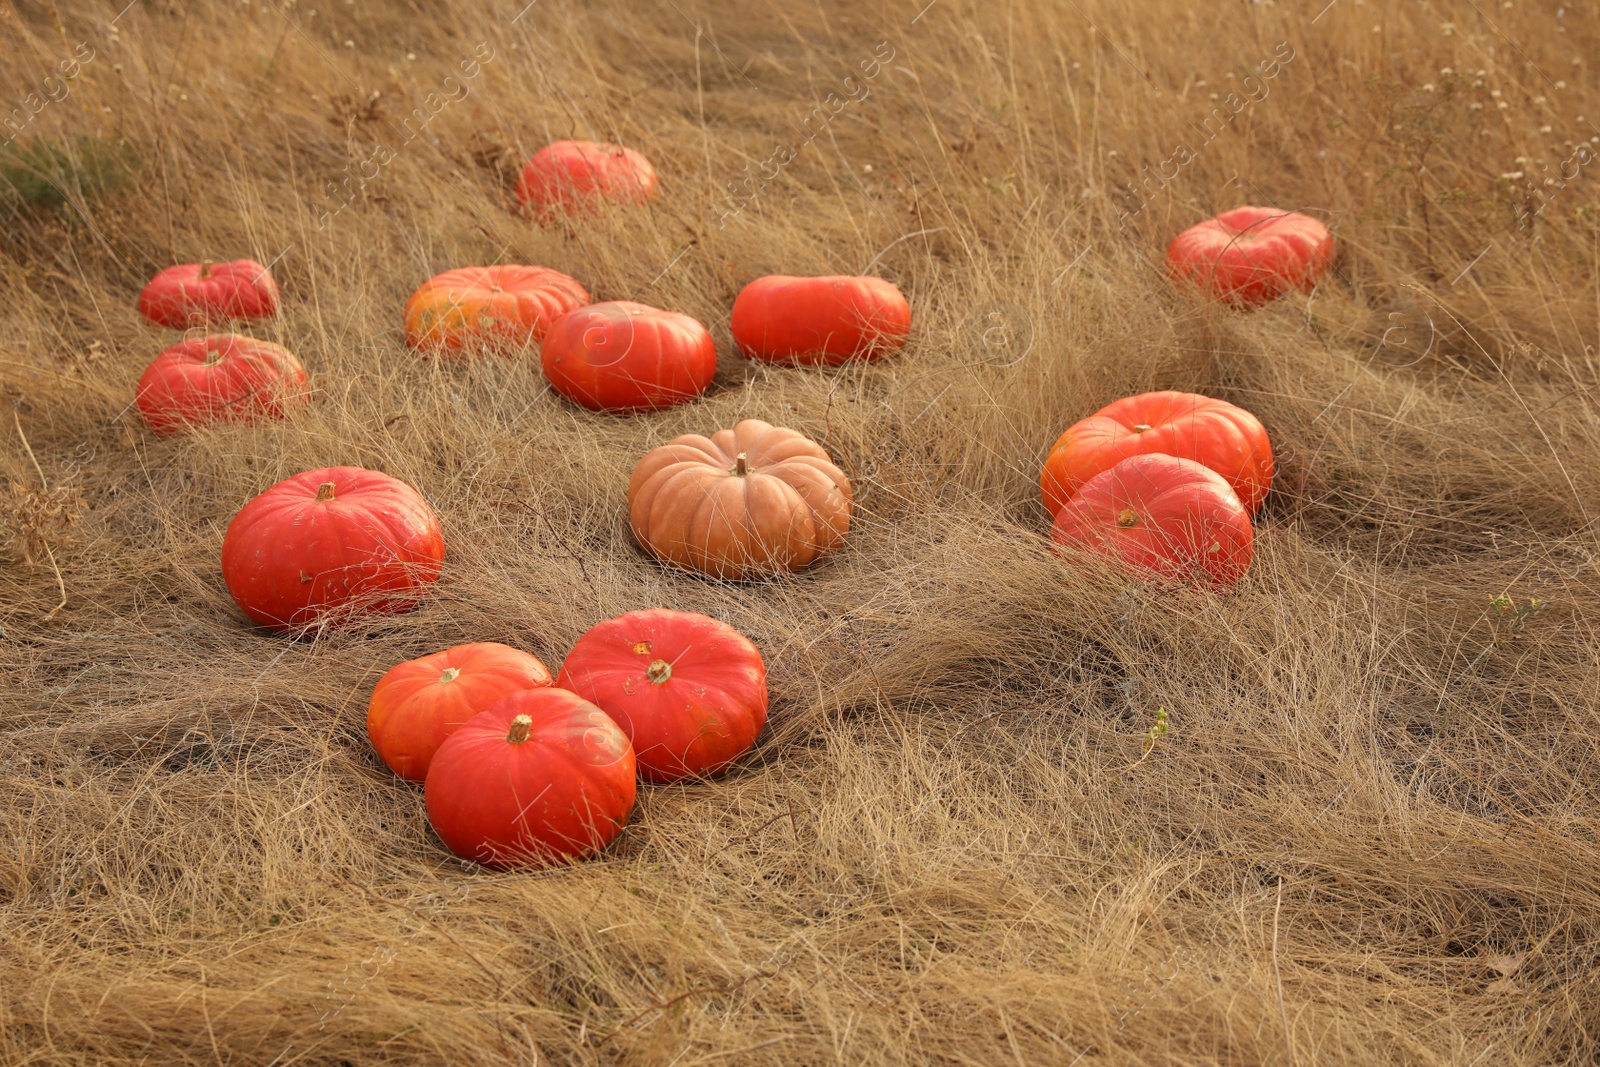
315, 482, 337, 502
198, 260, 213, 279
439, 667, 461, 683
734, 452, 748, 477
506, 714, 533, 744
646, 658, 673, 685
1117, 508, 1139, 528
1132, 424, 1153, 433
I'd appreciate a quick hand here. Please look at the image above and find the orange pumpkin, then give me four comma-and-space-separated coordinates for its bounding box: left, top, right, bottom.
540, 301, 716, 413
1166, 206, 1334, 308
220, 467, 445, 634
1051, 454, 1254, 593
136, 334, 309, 438
403, 265, 589, 356
628, 419, 852, 579
1041, 391, 1274, 519
731, 275, 911, 366
424, 691, 636, 869
138, 259, 280, 328
367, 642, 554, 781
515, 140, 659, 220
556, 609, 767, 783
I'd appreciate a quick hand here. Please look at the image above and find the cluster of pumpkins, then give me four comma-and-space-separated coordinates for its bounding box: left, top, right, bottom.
368, 610, 766, 870
127, 140, 1333, 868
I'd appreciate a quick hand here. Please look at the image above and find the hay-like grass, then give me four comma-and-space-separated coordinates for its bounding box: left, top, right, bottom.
3, 1, 1599, 1063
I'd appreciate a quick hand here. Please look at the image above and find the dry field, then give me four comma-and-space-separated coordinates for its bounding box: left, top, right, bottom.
4, 0, 1600, 1063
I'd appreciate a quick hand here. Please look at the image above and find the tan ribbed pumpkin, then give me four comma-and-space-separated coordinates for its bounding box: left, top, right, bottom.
627, 419, 852, 579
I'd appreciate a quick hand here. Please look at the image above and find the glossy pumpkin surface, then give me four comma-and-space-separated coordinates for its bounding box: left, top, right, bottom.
1166, 207, 1333, 307
1041, 390, 1273, 518
136, 334, 309, 438
367, 642, 554, 781
628, 419, 852, 580
424, 689, 637, 869
515, 140, 659, 219
137, 259, 281, 328
220, 466, 445, 634
403, 265, 589, 355
557, 609, 768, 783
1050, 454, 1254, 592
540, 301, 716, 413
731, 274, 911, 366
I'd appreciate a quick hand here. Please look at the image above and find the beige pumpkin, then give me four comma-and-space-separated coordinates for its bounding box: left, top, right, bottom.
628, 419, 852, 579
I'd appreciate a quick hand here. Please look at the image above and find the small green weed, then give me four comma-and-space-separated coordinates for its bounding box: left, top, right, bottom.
0, 134, 139, 215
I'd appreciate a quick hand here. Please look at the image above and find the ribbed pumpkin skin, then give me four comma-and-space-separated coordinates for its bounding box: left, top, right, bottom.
1050, 454, 1254, 593
367, 642, 554, 781
1041, 391, 1273, 519
424, 690, 637, 870
628, 419, 852, 580
136, 334, 309, 438
540, 301, 717, 413
137, 259, 281, 328
1166, 206, 1334, 307
403, 265, 589, 355
515, 140, 659, 219
220, 466, 445, 634
557, 609, 768, 783
731, 275, 911, 366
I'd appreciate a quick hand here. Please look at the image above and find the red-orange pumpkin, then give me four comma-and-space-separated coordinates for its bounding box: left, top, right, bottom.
137, 259, 281, 328
1051, 454, 1254, 593
136, 334, 310, 438
220, 467, 445, 634
515, 140, 659, 220
540, 301, 717, 413
557, 609, 767, 783
1041, 391, 1273, 519
731, 275, 911, 366
367, 642, 554, 781
424, 689, 636, 869
403, 265, 589, 355
1166, 207, 1334, 307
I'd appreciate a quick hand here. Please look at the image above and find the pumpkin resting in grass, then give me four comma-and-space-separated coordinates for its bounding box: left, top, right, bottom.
1041, 390, 1273, 519
540, 301, 716, 413
367, 642, 554, 781
730, 274, 911, 366
515, 140, 659, 220
137, 259, 281, 328
557, 608, 768, 783
628, 418, 852, 580
403, 265, 589, 355
424, 689, 636, 869
221, 466, 445, 634
1165, 206, 1334, 307
136, 334, 309, 438
1050, 453, 1253, 592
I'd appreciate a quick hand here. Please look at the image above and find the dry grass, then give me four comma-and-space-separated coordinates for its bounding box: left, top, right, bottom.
3, 0, 1600, 1063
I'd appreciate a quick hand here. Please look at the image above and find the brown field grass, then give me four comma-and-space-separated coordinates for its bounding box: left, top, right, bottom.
4, 0, 1600, 1062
